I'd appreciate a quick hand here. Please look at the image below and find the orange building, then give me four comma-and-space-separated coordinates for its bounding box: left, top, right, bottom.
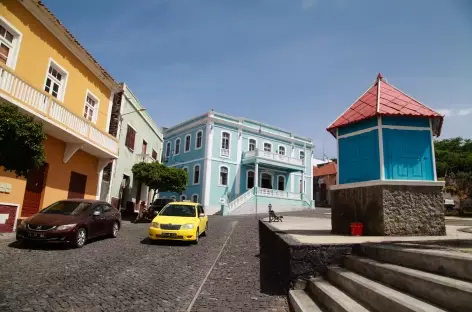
0, 0, 120, 232
313, 162, 337, 207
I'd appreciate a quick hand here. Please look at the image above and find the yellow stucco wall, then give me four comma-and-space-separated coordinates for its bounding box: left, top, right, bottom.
0, 169, 27, 209
1, 0, 112, 132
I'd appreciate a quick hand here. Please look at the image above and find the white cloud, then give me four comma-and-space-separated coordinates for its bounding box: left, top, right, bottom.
435, 108, 472, 117
458, 108, 472, 116
301, 0, 318, 10
436, 109, 453, 117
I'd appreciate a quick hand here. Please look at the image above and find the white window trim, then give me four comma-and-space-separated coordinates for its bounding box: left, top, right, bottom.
260, 171, 274, 188
43, 57, 69, 102
277, 175, 286, 191
165, 142, 171, 158
246, 169, 255, 190
195, 130, 203, 150
192, 164, 201, 185
0, 17, 23, 70
184, 134, 191, 153
220, 131, 231, 157
219, 165, 230, 186
299, 150, 305, 160
192, 194, 199, 203
151, 149, 158, 160
180, 195, 187, 201
263, 141, 272, 153
277, 144, 286, 155
83, 88, 100, 124
248, 137, 257, 151
174, 138, 181, 155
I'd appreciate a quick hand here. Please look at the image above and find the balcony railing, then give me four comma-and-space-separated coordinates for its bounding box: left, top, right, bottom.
220, 148, 230, 157
0, 65, 118, 155
135, 153, 156, 163
256, 187, 302, 200
243, 149, 304, 166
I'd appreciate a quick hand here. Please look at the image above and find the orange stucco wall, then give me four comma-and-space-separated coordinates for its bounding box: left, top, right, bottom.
0, 135, 99, 218
1, 0, 112, 131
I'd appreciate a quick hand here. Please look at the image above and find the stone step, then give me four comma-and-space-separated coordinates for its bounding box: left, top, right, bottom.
307, 278, 370, 312
344, 255, 472, 312
289, 289, 323, 312
360, 244, 472, 282
327, 267, 447, 312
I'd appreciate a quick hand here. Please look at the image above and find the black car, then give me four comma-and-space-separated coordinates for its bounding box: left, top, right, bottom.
149, 198, 175, 215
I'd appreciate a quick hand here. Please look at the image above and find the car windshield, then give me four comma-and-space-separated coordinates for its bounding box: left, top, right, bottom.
153, 199, 172, 205
159, 204, 196, 217
41, 201, 91, 215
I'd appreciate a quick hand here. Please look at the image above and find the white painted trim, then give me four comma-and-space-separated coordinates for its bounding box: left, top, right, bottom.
218, 164, 230, 187
220, 130, 231, 158
164, 142, 171, 159
184, 134, 191, 153
192, 163, 201, 185
43, 57, 69, 102
96, 169, 103, 200
378, 116, 385, 180
203, 120, 214, 206
168, 157, 206, 167
0, 16, 23, 70
63, 143, 83, 163
430, 118, 438, 181
247, 137, 257, 151
382, 125, 431, 131
277, 144, 286, 156
235, 128, 243, 194
277, 175, 286, 191
337, 126, 378, 139
195, 130, 203, 150
246, 169, 255, 190
290, 173, 294, 192
263, 141, 273, 153
0, 202, 20, 231
170, 195, 177, 200
376, 76, 381, 113
192, 194, 199, 203
336, 129, 339, 184
330, 179, 445, 190
174, 137, 181, 155
83, 88, 100, 124
180, 194, 187, 201
299, 149, 305, 160
105, 91, 114, 132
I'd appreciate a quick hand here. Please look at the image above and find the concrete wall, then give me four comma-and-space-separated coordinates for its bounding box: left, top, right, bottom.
230, 195, 307, 215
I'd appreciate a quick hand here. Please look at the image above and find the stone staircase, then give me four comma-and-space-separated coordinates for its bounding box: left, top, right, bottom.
289, 244, 472, 312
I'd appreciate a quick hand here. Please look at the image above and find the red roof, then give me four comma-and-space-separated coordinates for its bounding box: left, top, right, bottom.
327, 74, 444, 137
313, 162, 337, 177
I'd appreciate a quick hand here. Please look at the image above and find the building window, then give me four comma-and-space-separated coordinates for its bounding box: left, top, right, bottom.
170, 196, 176, 200
165, 142, 171, 158
44, 60, 67, 100
196, 130, 203, 149
299, 179, 306, 193
221, 132, 230, 157
183, 167, 188, 175
278, 146, 285, 155
185, 134, 191, 152
247, 170, 254, 189
278, 176, 285, 191
249, 139, 256, 151
300, 151, 305, 160
263, 142, 272, 152
152, 149, 157, 160
142, 140, 147, 154
220, 166, 228, 186
180, 195, 186, 201
175, 138, 181, 155
0, 18, 22, 69
83, 90, 99, 122
192, 194, 199, 203
193, 165, 200, 184
125, 125, 136, 151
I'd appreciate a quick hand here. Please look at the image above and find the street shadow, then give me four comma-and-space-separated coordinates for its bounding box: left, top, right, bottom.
8, 235, 111, 251
258, 252, 289, 296
274, 229, 333, 236
139, 237, 190, 247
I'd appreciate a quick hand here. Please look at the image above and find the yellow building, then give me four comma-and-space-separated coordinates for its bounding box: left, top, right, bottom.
0, 0, 120, 232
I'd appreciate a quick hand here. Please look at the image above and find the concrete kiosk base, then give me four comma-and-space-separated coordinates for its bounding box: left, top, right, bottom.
331, 182, 446, 236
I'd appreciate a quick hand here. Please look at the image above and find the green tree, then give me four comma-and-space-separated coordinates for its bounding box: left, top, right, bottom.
0, 101, 46, 178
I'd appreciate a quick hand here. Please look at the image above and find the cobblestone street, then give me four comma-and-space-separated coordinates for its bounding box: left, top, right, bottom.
0, 215, 289, 312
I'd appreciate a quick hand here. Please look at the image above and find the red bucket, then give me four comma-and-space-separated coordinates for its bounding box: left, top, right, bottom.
350, 222, 363, 236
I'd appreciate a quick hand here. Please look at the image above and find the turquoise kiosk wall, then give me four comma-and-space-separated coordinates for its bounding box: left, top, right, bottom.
327, 74, 446, 236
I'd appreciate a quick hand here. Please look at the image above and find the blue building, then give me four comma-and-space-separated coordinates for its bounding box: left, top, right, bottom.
160, 111, 314, 215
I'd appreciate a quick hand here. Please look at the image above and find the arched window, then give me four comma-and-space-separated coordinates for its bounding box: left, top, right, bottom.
261, 172, 273, 189
180, 195, 186, 201
278, 146, 285, 155
175, 138, 181, 155
221, 132, 230, 157
196, 131, 203, 149
263, 142, 272, 152
247, 170, 255, 189
249, 138, 256, 151
278, 176, 285, 191
192, 194, 199, 203
170, 196, 176, 200
165, 142, 171, 158
220, 166, 229, 186
185, 134, 191, 152
183, 167, 188, 176
193, 165, 200, 184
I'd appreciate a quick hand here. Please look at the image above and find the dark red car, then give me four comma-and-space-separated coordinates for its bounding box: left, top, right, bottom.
16, 199, 121, 248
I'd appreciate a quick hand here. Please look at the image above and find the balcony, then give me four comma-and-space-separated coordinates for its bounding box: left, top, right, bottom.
242, 149, 304, 170
220, 148, 230, 158
135, 153, 156, 164
0, 64, 118, 158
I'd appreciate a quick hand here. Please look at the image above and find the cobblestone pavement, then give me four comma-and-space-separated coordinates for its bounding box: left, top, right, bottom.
0, 214, 289, 312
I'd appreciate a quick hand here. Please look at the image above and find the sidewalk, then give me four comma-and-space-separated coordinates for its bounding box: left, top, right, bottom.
0, 232, 16, 242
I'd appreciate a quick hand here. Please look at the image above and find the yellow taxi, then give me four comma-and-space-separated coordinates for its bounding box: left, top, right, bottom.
148, 201, 208, 244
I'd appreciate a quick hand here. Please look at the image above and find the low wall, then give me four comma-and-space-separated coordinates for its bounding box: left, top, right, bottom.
259, 221, 354, 291
230, 196, 306, 215
331, 184, 446, 236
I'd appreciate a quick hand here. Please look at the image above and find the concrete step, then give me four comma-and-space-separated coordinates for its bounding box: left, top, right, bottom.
289, 289, 323, 312
360, 244, 472, 282
307, 278, 370, 312
344, 255, 472, 312
327, 267, 447, 312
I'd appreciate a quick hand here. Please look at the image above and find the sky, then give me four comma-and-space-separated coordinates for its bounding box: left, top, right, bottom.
43, 0, 472, 159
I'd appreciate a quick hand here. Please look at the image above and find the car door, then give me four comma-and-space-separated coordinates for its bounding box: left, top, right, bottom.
197, 205, 207, 232
89, 205, 107, 237
101, 204, 115, 233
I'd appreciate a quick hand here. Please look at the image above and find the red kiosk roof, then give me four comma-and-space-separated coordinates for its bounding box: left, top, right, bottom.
327, 74, 443, 137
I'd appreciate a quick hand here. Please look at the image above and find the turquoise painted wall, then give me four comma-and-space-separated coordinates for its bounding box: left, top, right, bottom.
163, 126, 206, 166
382, 116, 430, 127
212, 123, 239, 161
208, 159, 238, 206
339, 129, 380, 184
383, 129, 434, 180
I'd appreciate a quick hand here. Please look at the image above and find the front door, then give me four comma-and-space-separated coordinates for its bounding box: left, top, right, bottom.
67, 171, 87, 199
21, 164, 49, 217
261, 173, 272, 189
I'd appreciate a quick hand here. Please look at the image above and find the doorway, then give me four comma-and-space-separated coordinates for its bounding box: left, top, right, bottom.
261, 173, 273, 189
67, 171, 87, 199
21, 164, 49, 217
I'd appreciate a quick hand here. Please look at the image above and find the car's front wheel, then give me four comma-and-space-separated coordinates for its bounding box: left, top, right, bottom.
201, 223, 208, 237
74, 228, 87, 248
111, 222, 119, 238
193, 228, 199, 244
